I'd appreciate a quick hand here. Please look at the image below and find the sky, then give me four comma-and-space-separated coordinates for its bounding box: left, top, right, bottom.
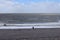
0, 0, 60, 13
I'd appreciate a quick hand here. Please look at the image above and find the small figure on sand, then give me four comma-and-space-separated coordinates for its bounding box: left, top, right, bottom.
4, 24, 7, 26
32, 27, 34, 29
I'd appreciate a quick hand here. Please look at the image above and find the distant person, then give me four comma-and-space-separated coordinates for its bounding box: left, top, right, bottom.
32, 27, 34, 29
4, 24, 6, 26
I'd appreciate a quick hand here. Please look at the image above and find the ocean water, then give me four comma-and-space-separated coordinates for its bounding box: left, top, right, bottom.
0, 22, 60, 29
0, 25, 60, 29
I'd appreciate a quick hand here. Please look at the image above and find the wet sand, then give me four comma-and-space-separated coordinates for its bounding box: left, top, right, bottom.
0, 28, 60, 40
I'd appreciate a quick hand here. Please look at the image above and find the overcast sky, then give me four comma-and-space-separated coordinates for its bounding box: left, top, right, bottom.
0, 0, 60, 13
